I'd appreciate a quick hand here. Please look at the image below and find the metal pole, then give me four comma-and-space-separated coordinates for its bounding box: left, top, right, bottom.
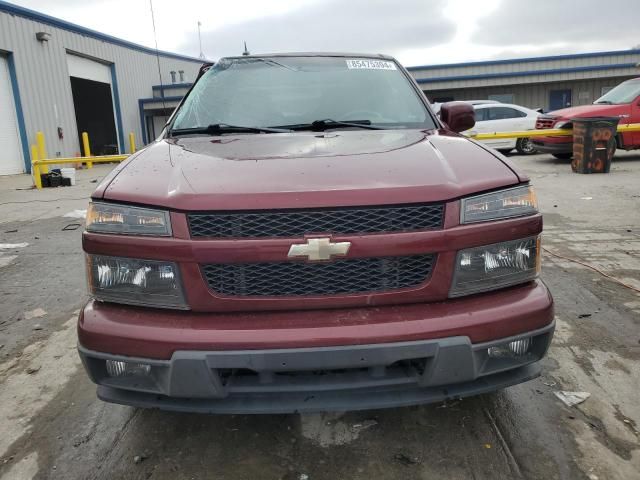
129, 132, 136, 154
82, 132, 93, 169
36, 131, 49, 173
31, 145, 42, 189
198, 21, 204, 59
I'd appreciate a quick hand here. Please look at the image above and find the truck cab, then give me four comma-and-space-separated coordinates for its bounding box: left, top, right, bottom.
532, 77, 640, 158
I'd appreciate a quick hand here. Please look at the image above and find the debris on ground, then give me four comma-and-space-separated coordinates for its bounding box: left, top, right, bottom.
26, 366, 41, 375
578, 313, 592, 318
299, 474, 309, 480
394, 453, 421, 466
351, 419, 378, 432
554, 391, 591, 407
33, 324, 43, 331
436, 399, 461, 409
62, 223, 82, 231
133, 454, 148, 464
24, 308, 46, 320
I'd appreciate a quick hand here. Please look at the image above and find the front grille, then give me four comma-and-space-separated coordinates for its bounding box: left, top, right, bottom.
202, 254, 435, 296
535, 117, 556, 129
188, 203, 444, 238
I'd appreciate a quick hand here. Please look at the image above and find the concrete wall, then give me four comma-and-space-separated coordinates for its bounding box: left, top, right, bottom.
0, 4, 203, 168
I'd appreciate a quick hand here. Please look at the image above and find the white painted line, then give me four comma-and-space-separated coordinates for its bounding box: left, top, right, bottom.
0, 317, 80, 458
63, 209, 87, 219
0, 243, 28, 249
24, 308, 47, 320
0, 255, 17, 268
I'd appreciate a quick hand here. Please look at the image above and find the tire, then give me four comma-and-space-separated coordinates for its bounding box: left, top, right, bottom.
516, 137, 537, 155
552, 153, 573, 160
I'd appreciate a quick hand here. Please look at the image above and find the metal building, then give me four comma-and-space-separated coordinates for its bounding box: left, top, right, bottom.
409, 49, 640, 112
0, 1, 203, 175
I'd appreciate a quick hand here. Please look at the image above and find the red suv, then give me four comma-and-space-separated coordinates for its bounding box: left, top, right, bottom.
533, 77, 640, 158
78, 54, 554, 413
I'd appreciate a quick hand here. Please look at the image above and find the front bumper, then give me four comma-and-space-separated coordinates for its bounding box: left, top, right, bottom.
79, 279, 554, 413
78, 280, 554, 359
531, 138, 573, 154
80, 321, 553, 413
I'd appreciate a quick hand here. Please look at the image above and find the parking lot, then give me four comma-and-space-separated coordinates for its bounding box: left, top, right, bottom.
0, 151, 639, 480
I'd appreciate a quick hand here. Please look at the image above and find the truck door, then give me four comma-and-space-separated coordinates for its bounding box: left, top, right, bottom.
630, 95, 640, 146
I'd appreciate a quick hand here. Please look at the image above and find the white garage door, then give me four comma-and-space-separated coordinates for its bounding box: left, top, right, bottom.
66, 53, 112, 84
0, 55, 25, 175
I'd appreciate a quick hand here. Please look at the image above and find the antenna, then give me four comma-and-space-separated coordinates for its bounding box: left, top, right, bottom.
149, 0, 168, 128
242, 41, 250, 56
198, 21, 204, 59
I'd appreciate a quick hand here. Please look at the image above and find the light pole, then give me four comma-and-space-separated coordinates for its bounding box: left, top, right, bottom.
198, 21, 204, 59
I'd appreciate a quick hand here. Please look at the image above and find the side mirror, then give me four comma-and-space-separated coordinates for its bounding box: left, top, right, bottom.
440, 102, 475, 133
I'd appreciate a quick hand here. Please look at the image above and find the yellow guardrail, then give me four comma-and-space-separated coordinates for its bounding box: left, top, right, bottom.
470, 123, 640, 140
31, 131, 136, 189
28, 124, 640, 189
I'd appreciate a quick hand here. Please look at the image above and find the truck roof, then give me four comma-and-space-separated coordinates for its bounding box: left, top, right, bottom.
219, 52, 396, 61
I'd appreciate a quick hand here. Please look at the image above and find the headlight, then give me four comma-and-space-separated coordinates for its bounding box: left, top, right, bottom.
86, 202, 171, 236
460, 185, 537, 224
87, 255, 187, 309
450, 236, 540, 297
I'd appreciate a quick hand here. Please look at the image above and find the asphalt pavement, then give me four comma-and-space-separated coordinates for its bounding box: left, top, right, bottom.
0, 153, 639, 480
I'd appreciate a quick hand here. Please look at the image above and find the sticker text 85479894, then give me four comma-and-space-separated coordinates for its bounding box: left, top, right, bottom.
345, 59, 397, 70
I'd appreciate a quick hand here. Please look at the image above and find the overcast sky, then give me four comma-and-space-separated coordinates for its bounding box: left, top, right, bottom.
11, 0, 640, 66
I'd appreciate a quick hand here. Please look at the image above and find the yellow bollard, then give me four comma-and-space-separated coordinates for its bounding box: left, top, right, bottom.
31, 145, 42, 189
129, 132, 136, 154
36, 131, 49, 174
82, 132, 93, 169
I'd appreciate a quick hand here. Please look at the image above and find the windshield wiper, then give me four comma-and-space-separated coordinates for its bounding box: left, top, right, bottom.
274, 119, 385, 131
170, 123, 292, 136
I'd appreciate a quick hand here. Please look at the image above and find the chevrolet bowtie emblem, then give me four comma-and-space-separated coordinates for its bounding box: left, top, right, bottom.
287, 238, 351, 261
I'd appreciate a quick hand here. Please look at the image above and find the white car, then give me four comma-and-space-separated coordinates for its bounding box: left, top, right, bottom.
430, 99, 500, 114
466, 103, 540, 154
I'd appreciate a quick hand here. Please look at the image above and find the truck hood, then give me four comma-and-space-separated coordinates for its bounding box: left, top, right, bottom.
546, 103, 629, 119
101, 130, 521, 210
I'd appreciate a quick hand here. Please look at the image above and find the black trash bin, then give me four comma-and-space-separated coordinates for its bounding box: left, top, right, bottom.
571, 116, 619, 174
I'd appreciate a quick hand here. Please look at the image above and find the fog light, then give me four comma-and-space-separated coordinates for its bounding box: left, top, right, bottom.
488, 338, 532, 358
105, 360, 151, 377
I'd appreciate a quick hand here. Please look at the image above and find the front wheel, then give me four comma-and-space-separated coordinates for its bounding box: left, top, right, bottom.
552, 152, 573, 160
516, 137, 537, 155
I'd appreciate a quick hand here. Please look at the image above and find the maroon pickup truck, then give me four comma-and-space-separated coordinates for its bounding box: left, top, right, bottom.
533, 77, 640, 158
78, 53, 554, 413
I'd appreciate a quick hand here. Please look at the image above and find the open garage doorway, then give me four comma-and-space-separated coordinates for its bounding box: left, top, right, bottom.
67, 53, 120, 155
70, 77, 118, 155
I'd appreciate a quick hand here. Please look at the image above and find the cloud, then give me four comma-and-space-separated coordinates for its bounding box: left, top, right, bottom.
182, 0, 456, 61
472, 0, 640, 51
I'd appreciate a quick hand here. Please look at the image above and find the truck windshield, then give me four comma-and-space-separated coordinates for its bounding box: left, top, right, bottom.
594, 79, 640, 105
170, 56, 435, 133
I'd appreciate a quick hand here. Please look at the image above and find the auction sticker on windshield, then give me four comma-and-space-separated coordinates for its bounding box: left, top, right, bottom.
345, 59, 397, 70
